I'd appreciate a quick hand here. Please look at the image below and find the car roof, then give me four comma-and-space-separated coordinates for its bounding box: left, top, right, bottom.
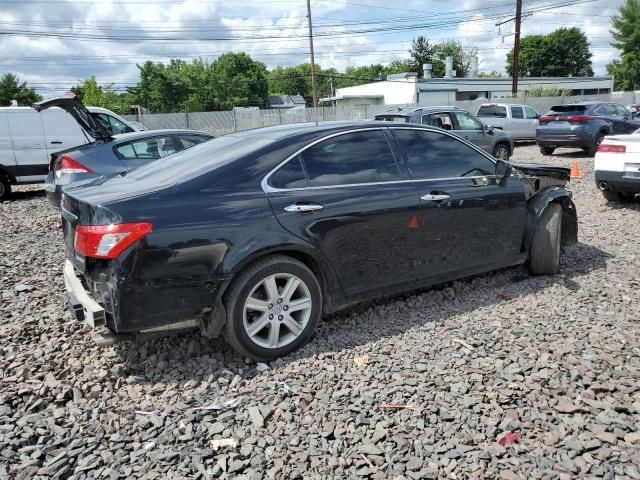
228, 121, 393, 141
377, 106, 464, 115
111, 129, 212, 142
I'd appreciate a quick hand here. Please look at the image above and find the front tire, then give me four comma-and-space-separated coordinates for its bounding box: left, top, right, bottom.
493, 143, 510, 160
0, 176, 11, 201
223, 255, 322, 361
539, 146, 555, 156
587, 132, 606, 157
529, 203, 562, 275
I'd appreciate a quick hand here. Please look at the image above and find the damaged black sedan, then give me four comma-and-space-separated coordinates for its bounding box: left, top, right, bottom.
61, 122, 577, 360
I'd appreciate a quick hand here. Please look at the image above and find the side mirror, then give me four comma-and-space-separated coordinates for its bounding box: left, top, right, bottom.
486, 124, 495, 133
495, 159, 512, 186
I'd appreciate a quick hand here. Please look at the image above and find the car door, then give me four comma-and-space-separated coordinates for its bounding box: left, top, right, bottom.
509, 106, 528, 139
523, 106, 540, 139
113, 135, 181, 169
451, 111, 492, 152
264, 128, 422, 298
0, 111, 15, 177
6, 109, 49, 182
611, 104, 640, 134
41, 109, 89, 158
390, 127, 527, 282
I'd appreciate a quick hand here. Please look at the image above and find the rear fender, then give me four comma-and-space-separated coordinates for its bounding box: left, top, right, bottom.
523, 187, 578, 252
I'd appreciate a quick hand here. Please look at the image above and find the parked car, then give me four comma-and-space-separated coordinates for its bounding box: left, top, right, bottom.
536, 102, 640, 157
34, 95, 213, 207
595, 133, 640, 202
127, 120, 147, 131
0, 97, 143, 200
476, 103, 540, 141
374, 106, 514, 160
60, 121, 577, 360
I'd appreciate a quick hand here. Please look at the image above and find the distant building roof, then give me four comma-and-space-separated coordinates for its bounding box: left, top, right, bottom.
267, 95, 307, 108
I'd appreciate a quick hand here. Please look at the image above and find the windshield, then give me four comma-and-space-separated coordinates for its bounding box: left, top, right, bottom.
477, 105, 507, 118
124, 134, 275, 184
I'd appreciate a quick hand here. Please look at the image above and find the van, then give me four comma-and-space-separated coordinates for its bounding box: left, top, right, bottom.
0, 103, 141, 200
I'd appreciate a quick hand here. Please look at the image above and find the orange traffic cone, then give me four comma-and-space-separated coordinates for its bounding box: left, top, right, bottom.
570, 161, 581, 180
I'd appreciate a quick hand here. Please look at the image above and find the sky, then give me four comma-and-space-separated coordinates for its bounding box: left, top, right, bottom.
0, 0, 624, 96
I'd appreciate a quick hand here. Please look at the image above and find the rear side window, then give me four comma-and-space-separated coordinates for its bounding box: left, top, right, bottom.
423, 113, 454, 130
115, 136, 178, 160
270, 156, 307, 189
179, 134, 212, 148
300, 130, 401, 187
394, 129, 495, 180
511, 106, 524, 119
477, 105, 507, 118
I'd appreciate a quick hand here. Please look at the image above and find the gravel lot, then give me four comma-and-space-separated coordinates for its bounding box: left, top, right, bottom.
1, 144, 639, 479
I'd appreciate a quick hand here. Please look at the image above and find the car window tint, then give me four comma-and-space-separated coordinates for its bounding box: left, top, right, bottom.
300, 130, 401, 187
270, 156, 308, 189
394, 129, 495, 180
477, 105, 507, 118
524, 106, 539, 119
613, 104, 629, 117
115, 136, 178, 160
95, 113, 128, 135
375, 115, 408, 123
594, 104, 615, 116
453, 111, 483, 131
179, 134, 211, 148
511, 106, 524, 119
426, 113, 454, 130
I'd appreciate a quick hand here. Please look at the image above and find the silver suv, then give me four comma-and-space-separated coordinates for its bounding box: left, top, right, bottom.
375, 106, 514, 160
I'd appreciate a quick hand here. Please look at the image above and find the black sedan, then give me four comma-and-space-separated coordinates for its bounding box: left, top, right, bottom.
60, 122, 577, 360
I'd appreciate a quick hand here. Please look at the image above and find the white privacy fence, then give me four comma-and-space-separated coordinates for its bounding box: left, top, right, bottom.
124, 91, 638, 136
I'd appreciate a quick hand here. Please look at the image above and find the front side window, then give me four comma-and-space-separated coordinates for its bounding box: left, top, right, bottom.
300, 130, 401, 187
593, 104, 615, 116
95, 113, 129, 135
394, 129, 495, 180
511, 106, 524, 119
613, 104, 629, 117
524, 106, 539, 119
115, 136, 178, 160
453, 111, 484, 131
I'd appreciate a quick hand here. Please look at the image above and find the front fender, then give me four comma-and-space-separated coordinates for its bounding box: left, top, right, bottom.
523, 187, 578, 252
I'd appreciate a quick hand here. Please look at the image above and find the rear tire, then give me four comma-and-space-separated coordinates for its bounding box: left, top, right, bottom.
529, 203, 562, 275
0, 176, 11, 201
222, 255, 322, 361
493, 143, 510, 160
587, 132, 606, 157
539, 146, 555, 156
602, 190, 634, 202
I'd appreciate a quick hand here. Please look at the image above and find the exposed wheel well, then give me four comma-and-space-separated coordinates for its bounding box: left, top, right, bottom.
0, 166, 14, 184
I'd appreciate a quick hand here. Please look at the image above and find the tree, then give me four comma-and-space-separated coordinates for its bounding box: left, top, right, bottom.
210, 52, 268, 110
506, 27, 593, 77
409, 36, 436, 78
0, 73, 41, 106
607, 0, 640, 90
71, 76, 131, 114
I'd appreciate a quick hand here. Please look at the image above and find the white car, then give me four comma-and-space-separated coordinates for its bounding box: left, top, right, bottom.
0, 98, 142, 200
595, 132, 640, 202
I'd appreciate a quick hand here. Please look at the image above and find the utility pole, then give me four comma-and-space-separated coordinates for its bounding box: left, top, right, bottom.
511, 0, 523, 95
306, 0, 318, 108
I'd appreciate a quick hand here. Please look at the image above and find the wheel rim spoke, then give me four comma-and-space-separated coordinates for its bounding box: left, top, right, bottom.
288, 297, 311, 313
245, 297, 270, 312
263, 275, 279, 303
282, 314, 303, 336
280, 277, 300, 303
268, 320, 280, 348
246, 313, 270, 337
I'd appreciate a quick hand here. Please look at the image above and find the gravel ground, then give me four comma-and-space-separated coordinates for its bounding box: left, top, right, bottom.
1, 144, 640, 479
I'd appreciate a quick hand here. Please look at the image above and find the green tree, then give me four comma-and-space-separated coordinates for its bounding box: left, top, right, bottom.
607, 0, 640, 90
0, 73, 41, 106
506, 27, 593, 77
71, 76, 131, 114
209, 52, 268, 110
409, 36, 436, 78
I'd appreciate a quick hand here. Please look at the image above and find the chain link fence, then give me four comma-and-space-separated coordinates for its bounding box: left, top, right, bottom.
124, 92, 638, 136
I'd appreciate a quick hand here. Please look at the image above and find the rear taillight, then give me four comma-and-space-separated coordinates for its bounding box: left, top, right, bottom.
58, 155, 93, 176
597, 144, 626, 153
74, 222, 153, 259
538, 115, 593, 125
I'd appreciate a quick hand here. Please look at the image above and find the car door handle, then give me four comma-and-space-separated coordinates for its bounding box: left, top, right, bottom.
421, 194, 451, 201
50, 141, 63, 144
284, 203, 324, 212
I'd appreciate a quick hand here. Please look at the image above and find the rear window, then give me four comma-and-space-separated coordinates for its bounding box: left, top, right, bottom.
124, 134, 274, 184
477, 105, 507, 118
547, 105, 588, 116
374, 115, 409, 123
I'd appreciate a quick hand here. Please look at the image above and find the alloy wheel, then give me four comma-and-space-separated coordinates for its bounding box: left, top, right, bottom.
242, 273, 312, 349
495, 145, 509, 160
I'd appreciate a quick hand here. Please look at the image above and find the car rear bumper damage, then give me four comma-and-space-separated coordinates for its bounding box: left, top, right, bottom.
63, 259, 106, 328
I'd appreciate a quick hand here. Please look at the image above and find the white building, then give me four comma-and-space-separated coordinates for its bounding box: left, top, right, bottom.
320, 72, 614, 107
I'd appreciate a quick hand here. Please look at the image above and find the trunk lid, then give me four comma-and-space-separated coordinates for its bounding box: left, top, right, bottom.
33, 93, 113, 142
511, 162, 571, 181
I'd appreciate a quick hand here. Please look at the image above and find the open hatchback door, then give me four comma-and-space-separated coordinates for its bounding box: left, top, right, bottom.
33, 93, 113, 143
